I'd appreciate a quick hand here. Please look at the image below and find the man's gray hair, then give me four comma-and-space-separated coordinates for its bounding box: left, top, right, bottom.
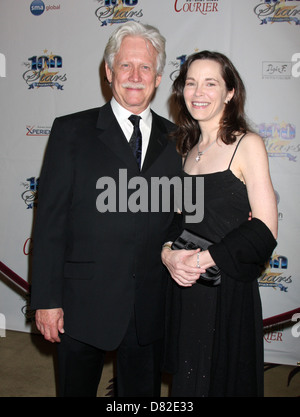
104, 22, 166, 75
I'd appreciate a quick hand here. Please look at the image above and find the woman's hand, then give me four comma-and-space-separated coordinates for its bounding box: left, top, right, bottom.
161, 247, 205, 287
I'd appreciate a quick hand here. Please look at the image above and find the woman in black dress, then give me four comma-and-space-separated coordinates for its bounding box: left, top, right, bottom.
162, 51, 278, 397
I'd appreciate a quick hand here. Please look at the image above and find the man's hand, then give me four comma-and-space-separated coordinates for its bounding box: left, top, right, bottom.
35, 308, 64, 343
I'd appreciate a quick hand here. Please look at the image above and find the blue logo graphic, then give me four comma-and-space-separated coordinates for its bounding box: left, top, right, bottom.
95, 0, 142, 27
21, 177, 39, 209
254, 0, 300, 25
30, 0, 45, 16
23, 50, 67, 90
259, 253, 292, 292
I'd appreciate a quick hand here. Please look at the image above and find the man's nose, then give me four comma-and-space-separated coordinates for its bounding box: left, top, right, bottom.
129, 66, 142, 82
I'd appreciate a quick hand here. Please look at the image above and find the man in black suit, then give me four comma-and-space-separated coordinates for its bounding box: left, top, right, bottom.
30, 22, 183, 397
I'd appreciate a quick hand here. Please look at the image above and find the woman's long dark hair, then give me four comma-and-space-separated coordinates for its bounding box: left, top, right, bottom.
172, 51, 250, 156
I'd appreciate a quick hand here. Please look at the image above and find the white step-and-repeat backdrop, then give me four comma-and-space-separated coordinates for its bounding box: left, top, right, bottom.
0, 0, 299, 365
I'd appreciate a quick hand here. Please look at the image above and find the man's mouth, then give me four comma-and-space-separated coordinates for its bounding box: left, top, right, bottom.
122, 83, 145, 90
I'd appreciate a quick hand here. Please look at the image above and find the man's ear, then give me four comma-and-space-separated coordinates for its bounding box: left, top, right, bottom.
105, 62, 112, 84
155, 73, 162, 88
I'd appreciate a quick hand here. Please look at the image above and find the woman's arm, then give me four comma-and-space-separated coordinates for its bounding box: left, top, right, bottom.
235, 132, 278, 239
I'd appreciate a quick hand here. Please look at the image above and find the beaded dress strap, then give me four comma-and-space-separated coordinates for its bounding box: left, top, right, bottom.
228, 133, 247, 169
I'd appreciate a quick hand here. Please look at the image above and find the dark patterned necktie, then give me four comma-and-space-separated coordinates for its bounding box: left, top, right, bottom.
128, 114, 142, 169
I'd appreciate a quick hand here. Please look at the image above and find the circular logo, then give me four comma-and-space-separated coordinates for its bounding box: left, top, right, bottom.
30, 0, 45, 16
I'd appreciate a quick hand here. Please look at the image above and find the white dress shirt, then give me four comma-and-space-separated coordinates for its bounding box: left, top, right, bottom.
110, 97, 152, 167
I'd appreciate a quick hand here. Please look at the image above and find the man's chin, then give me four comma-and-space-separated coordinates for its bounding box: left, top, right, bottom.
123, 98, 149, 112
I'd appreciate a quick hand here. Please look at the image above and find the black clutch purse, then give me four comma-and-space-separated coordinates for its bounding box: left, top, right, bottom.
171, 229, 221, 286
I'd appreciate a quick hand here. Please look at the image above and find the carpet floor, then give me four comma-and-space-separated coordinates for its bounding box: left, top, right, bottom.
0, 330, 299, 397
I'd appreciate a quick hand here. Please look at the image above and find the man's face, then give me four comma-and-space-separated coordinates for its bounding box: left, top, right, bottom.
105, 36, 162, 114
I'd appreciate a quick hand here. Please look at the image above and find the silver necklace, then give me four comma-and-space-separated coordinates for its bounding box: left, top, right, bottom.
195, 136, 217, 162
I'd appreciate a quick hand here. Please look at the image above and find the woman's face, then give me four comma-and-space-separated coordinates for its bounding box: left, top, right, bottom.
183, 59, 234, 126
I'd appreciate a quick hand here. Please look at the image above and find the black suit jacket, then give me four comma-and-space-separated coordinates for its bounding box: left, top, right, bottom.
30, 103, 182, 350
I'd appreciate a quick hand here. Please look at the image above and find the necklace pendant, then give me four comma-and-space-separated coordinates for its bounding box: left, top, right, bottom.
195, 152, 202, 162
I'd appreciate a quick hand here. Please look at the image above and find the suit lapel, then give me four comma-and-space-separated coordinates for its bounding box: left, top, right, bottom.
96, 103, 140, 173
96, 104, 169, 174
142, 110, 169, 173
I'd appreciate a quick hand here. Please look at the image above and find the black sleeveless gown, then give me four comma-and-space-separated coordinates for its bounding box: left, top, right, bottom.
171, 137, 251, 397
